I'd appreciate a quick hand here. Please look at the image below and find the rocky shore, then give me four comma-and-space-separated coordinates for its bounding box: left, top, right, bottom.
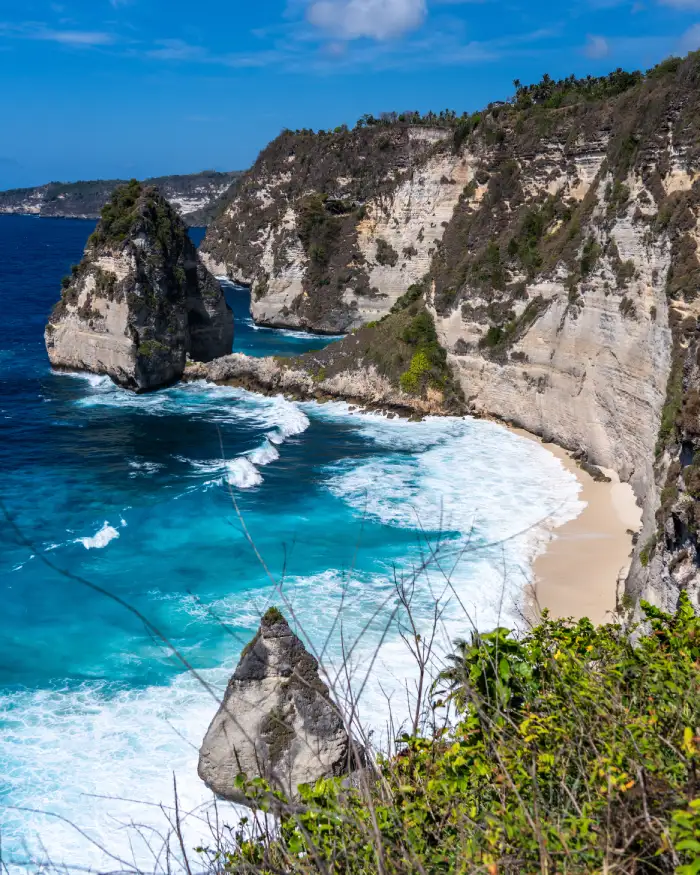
184, 352, 449, 417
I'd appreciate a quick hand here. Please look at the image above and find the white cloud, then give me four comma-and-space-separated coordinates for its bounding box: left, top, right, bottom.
306, 0, 427, 40
583, 33, 610, 58
0, 23, 115, 46
33, 29, 114, 45
679, 21, 700, 51
147, 38, 206, 60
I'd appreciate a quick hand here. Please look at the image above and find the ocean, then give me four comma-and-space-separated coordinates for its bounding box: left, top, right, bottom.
0, 214, 583, 871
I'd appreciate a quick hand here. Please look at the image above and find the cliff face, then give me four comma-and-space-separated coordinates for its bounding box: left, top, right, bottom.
0, 171, 241, 226
201, 54, 700, 613
198, 609, 357, 804
425, 58, 700, 613
45, 181, 233, 391
200, 125, 472, 332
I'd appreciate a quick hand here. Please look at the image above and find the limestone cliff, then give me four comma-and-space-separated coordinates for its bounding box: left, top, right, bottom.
198, 608, 359, 804
422, 57, 700, 614
45, 180, 233, 391
201, 54, 700, 614
200, 124, 469, 333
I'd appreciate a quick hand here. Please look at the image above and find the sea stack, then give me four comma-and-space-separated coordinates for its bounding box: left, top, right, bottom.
45, 180, 233, 391
198, 608, 358, 804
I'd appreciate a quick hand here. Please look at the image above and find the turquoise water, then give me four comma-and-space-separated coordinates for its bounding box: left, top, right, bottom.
0, 215, 583, 871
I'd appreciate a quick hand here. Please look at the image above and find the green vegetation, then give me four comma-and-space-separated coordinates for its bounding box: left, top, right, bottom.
399, 351, 432, 394
580, 237, 602, 277
211, 595, 700, 874
639, 535, 656, 567
478, 296, 548, 361
390, 283, 425, 314
137, 339, 168, 357
619, 296, 636, 318
89, 179, 144, 246
657, 352, 684, 455
398, 310, 450, 396
262, 606, 285, 627
88, 180, 188, 256
376, 238, 399, 267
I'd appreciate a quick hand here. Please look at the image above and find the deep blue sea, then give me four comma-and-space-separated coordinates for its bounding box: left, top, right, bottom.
0, 215, 582, 871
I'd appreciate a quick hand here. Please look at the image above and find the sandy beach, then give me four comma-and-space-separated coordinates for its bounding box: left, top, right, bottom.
514, 431, 643, 626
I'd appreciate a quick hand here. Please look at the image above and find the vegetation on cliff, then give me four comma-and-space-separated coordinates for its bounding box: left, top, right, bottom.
286, 295, 464, 413
201, 595, 700, 874
200, 123, 447, 329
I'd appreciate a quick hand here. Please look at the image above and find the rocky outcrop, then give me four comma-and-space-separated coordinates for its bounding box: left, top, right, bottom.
198, 608, 357, 804
0, 171, 241, 226
45, 180, 233, 391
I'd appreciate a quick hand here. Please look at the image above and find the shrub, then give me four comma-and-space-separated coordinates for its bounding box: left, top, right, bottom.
399, 350, 431, 394
390, 284, 424, 314
137, 339, 167, 357
376, 238, 399, 267
214, 594, 700, 875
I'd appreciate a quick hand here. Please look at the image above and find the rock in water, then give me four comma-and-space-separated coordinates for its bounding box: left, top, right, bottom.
45, 180, 233, 391
198, 608, 355, 803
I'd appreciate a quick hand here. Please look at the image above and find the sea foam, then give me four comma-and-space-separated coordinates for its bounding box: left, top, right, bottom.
226, 457, 263, 489
76, 522, 120, 550
1, 389, 584, 872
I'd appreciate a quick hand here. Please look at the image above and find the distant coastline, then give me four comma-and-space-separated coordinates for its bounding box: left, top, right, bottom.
0, 170, 241, 227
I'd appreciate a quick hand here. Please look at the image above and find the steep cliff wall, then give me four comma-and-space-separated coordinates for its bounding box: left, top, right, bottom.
45, 180, 233, 391
425, 57, 700, 612
200, 125, 475, 332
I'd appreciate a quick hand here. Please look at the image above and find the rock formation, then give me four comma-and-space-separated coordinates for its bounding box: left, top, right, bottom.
198, 608, 356, 804
200, 54, 700, 615
45, 180, 233, 391
200, 125, 464, 333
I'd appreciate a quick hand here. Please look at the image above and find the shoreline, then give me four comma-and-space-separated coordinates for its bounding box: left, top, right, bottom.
512, 429, 642, 626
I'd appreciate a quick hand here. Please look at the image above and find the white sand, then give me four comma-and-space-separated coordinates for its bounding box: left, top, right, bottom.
513, 431, 642, 625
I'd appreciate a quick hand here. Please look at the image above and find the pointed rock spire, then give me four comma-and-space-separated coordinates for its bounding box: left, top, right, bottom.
198, 607, 358, 804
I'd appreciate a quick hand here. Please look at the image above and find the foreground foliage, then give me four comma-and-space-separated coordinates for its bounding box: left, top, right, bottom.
203, 596, 700, 874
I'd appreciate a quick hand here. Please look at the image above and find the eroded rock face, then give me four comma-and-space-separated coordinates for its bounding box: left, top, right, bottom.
200, 125, 461, 333
45, 180, 233, 391
198, 609, 356, 804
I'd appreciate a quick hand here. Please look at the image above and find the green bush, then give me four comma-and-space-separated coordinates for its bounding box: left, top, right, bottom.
137, 339, 167, 357
399, 351, 431, 393
213, 595, 700, 875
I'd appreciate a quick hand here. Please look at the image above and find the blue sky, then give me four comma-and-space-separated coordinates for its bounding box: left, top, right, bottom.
0, 0, 698, 188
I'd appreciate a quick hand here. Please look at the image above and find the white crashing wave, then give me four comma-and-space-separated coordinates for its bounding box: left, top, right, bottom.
128, 459, 165, 478
76, 522, 120, 550
226, 457, 263, 489
248, 440, 280, 466
60, 371, 115, 390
